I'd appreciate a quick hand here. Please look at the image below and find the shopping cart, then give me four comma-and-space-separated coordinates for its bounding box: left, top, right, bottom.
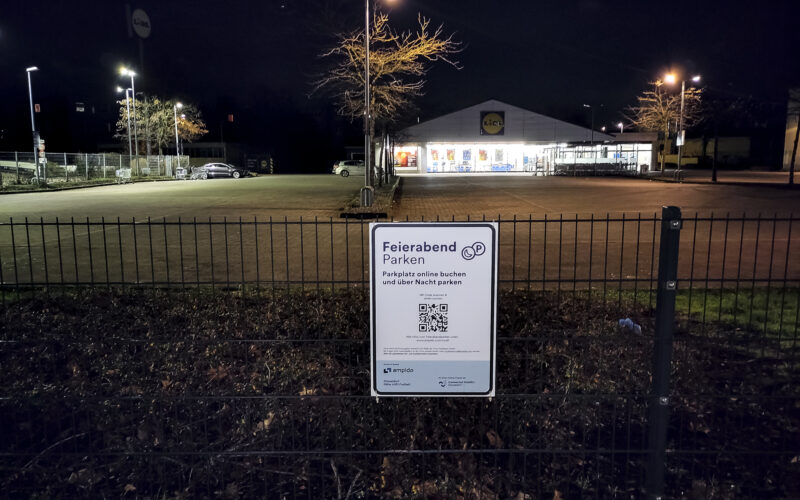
115, 168, 132, 184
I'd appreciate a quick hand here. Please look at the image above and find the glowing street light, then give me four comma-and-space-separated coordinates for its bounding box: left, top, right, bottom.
664, 72, 701, 171
26, 66, 43, 182
116, 86, 134, 170
119, 67, 139, 174
617, 122, 624, 134
173, 102, 183, 172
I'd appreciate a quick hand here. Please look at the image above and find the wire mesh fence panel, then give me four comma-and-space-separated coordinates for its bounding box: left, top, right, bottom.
0, 152, 189, 187
0, 212, 798, 497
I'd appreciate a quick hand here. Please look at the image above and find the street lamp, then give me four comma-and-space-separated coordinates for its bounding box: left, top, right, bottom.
120, 67, 139, 174
362, 0, 397, 207
664, 73, 701, 171
26, 66, 43, 182
117, 86, 133, 169
617, 122, 624, 134
174, 102, 183, 172
601, 126, 606, 132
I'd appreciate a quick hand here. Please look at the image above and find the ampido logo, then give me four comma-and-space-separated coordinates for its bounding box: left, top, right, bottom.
383, 367, 414, 374
461, 241, 487, 261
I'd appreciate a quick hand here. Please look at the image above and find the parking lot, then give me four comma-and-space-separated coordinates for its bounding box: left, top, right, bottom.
0, 175, 365, 222
2, 173, 798, 221
393, 174, 800, 219
1, 174, 798, 292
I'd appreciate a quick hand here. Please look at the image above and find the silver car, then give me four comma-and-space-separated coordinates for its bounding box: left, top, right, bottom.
332, 160, 365, 177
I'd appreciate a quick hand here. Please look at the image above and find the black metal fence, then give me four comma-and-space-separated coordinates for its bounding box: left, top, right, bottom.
1, 210, 798, 498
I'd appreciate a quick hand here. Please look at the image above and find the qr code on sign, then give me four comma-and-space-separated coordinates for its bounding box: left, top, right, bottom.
419, 303, 448, 332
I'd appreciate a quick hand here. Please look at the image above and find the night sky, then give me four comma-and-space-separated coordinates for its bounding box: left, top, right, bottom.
1, 0, 798, 171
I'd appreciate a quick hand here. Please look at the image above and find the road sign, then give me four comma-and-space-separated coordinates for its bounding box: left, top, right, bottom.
370, 222, 498, 397
131, 9, 152, 39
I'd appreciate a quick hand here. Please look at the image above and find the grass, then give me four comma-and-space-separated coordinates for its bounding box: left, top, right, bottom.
675, 287, 800, 339
501, 286, 800, 345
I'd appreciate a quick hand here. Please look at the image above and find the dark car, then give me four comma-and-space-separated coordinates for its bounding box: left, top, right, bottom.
191, 163, 249, 179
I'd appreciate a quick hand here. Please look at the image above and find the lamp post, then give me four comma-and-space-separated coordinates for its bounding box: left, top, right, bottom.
361, 0, 397, 207
120, 68, 139, 174
174, 102, 183, 173
665, 73, 701, 172
117, 87, 133, 170
361, 0, 373, 207
617, 122, 624, 134
26, 66, 42, 182
582, 104, 595, 145
137, 92, 151, 157
180, 114, 186, 156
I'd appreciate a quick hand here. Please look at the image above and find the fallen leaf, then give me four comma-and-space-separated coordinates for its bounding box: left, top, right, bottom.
486, 429, 504, 449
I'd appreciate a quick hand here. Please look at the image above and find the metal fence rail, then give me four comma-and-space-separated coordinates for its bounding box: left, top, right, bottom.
0, 211, 798, 497
0, 151, 188, 185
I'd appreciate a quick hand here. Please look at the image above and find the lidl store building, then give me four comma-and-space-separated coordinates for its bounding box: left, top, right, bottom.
391, 100, 654, 175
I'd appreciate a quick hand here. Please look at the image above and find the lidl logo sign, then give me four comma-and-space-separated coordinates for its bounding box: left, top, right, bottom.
480, 111, 504, 135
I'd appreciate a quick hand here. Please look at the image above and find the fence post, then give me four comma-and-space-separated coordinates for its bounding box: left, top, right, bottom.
85, 153, 89, 180
15, 151, 20, 183
645, 205, 682, 499
103, 154, 106, 178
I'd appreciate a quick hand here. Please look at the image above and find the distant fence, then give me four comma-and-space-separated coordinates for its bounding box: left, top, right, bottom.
0, 151, 189, 185
0, 210, 798, 497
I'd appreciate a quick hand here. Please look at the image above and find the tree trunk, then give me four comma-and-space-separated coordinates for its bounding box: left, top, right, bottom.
711, 129, 719, 182
790, 113, 799, 186
369, 118, 376, 187
712, 121, 719, 183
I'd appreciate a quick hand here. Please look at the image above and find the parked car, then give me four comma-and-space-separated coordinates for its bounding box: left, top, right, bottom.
332, 160, 365, 177
191, 163, 249, 180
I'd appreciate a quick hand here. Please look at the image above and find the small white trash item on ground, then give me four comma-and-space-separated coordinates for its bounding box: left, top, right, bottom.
618, 317, 642, 335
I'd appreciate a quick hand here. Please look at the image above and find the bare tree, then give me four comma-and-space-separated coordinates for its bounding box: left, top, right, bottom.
312, 11, 461, 183
627, 80, 703, 171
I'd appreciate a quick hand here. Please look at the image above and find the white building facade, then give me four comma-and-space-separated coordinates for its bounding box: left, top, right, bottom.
391, 100, 654, 175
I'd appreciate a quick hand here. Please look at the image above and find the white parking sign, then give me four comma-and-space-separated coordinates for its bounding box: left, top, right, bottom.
370, 222, 498, 397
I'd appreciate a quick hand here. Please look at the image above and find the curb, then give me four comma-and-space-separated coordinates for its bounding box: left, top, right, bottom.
645, 176, 799, 189
339, 176, 402, 218
0, 177, 177, 195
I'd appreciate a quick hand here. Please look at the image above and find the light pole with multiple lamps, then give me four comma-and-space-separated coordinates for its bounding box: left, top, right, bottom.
120, 67, 139, 174
26, 66, 43, 182
173, 102, 183, 172
116, 87, 134, 169
664, 73, 701, 172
